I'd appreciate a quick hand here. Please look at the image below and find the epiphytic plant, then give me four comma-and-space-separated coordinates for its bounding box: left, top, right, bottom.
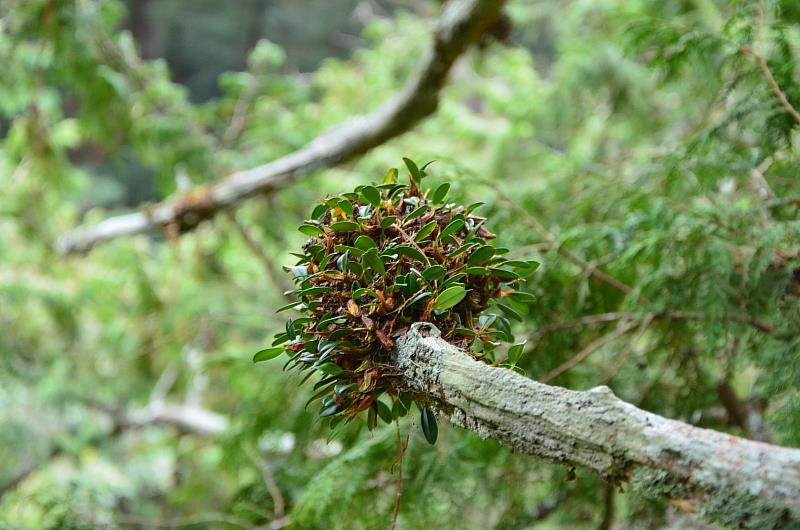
255, 159, 538, 443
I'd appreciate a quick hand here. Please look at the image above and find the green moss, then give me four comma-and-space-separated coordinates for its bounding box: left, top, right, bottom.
631, 468, 799, 529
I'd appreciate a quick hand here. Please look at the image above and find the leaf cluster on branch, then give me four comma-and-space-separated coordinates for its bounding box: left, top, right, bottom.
258, 159, 536, 438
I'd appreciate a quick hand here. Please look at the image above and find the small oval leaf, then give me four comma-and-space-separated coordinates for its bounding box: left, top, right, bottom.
422, 265, 446, 282
253, 347, 284, 363
395, 245, 429, 265
311, 203, 328, 220
330, 221, 360, 232
467, 245, 496, 265
439, 219, 464, 239
432, 285, 467, 310
414, 220, 438, 241
432, 182, 450, 204
361, 185, 382, 207
420, 407, 438, 444
380, 215, 397, 229
403, 157, 423, 184
404, 205, 429, 222
337, 200, 354, 217
298, 224, 325, 237
383, 167, 398, 183
354, 235, 377, 251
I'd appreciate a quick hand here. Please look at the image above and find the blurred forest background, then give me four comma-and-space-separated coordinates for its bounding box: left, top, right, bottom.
1, 0, 799, 529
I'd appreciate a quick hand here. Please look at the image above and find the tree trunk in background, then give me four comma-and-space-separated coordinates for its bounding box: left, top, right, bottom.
127, 0, 163, 60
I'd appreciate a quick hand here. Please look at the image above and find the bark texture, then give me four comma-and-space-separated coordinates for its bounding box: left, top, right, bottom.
394, 323, 800, 529
56, 0, 507, 254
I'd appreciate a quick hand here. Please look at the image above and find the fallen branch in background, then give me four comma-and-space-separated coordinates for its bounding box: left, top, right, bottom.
393, 323, 800, 529
125, 400, 228, 435
0, 399, 228, 501
56, 0, 508, 254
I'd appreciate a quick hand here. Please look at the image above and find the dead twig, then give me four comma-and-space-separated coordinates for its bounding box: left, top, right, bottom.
390, 419, 411, 530
541, 320, 640, 384
740, 46, 800, 125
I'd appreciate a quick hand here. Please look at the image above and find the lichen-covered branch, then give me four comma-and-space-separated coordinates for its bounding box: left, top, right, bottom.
55, 0, 508, 254
393, 323, 800, 529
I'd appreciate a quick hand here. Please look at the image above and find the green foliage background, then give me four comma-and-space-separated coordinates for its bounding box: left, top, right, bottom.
0, 0, 798, 528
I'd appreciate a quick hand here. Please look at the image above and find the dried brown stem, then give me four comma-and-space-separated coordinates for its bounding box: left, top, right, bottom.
541, 320, 640, 383
741, 46, 800, 125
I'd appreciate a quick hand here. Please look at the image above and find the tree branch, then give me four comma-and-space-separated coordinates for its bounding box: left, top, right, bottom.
740, 46, 800, 125
55, 0, 508, 254
125, 400, 229, 435
392, 323, 800, 528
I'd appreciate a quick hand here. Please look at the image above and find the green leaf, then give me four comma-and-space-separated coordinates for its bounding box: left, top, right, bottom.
439, 219, 464, 239
432, 285, 467, 310
465, 266, 489, 276
432, 182, 451, 203
496, 303, 523, 322
347, 261, 363, 276
337, 251, 349, 271
334, 244, 364, 256
330, 221, 360, 232
353, 287, 380, 300
337, 199, 353, 217
272, 332, 289, 346
380, 215, 397, 229
414, 220, 438, 241
363, 249, 385, 275
489, 268, 521, 281
376, 400, 393, 423
317, 363, 343, 375
404, 205, 429, 222
450, 242, 478, 258
504, 260, 540, 277
361, 185, 382, 207
317, 315, 347, 328
275, 301, 303, 313
478, 314, 496, 329
253, 347, 284, 363
507, 291, 536, 303
383, 167, 398, 183
403, 290, 432, 309
298, 224, 324, 237
387, 184, 408, 199
420, 160, 436, 171
320, 403, 341, 417
422, 265, 446, 282
507, 341, 527, 365
311, 203, 328, 220
305, 384, 337, 410
354, 235, 377, 251
403, 157, 423, 184
395, 245, 429, 265
465, 202, 484, 213
297, 286, 333, 297
317, 254, 333, 270
467, 245, 496, 265
420, 407, 438, 444
443, 273, 466, 287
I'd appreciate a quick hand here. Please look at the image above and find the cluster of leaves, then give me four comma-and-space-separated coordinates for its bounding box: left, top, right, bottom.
255, 159, 537, 442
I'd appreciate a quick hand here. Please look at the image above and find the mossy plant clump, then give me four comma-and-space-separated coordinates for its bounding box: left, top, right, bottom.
255, 159, 538, 442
